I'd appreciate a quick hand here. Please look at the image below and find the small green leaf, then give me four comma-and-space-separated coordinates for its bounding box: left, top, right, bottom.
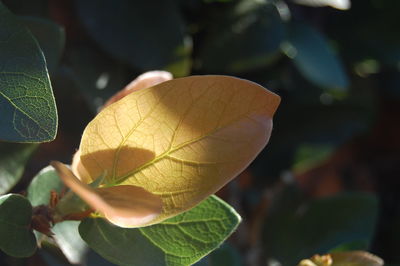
75, 0, 191, 76
19, 16, 65, 72
0, 142, 37, 194
79, 195, 241, 266
27, 165, 64, 206
0, 2, 58, 142
52, 221, 89, 265
0, 194, 36, 257
262, 190, 378, 265
286, 22, 349, 91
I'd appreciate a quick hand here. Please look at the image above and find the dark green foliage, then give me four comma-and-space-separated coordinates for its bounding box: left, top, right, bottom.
198, 0, 284, 73
19, 16, 65, 72
0, 194, 36, 257
287, 22, 349, 90
0, 0, 398, 265
0, 143, 37, 194
0, 2, 57, 142
75, 0, 191, 76
262, 188, 378, 265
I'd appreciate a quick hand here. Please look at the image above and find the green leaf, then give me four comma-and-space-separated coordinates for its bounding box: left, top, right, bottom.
0, 142, 37, 194
79, 195, 241, 266
26, 166, 90, 263
27, 167, 88, 264
52, 221, 89, 265
27, 165, 64, 206
286, 22, 349, 91
74, 0, 191, 76
27, 165, 89, 219
198, 1, 284, 73
0, 2, 58, 142
19, 16, 65, 72
0, 194, 36, 257
262, 189, 378, 265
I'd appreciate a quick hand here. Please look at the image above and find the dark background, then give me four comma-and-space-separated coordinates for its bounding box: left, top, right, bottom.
1, 0, 400, 265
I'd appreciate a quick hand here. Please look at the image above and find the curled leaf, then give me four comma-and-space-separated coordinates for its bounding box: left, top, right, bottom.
76, 75, 280, 226
51, 161, 162, 228
71, 150, 92, 184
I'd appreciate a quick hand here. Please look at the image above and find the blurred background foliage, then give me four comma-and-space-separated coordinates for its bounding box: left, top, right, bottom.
0, 0, 399, 265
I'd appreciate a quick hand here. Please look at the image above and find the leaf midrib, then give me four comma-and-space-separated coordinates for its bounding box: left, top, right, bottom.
115, 112, 262, 185
113, 105, 263, 185
111, 82, 214, 184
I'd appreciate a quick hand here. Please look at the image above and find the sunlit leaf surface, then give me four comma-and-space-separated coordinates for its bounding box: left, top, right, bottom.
77, 75, 280, 225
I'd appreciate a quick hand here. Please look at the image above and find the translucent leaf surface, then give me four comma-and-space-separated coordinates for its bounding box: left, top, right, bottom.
79, 195, 241, 266
0, 2, 58, 142
0, 194, 36, 257
78, 75, 280, 225
0, 142, 37, 194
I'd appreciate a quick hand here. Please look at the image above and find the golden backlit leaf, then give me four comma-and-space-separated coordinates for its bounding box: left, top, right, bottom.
78, 75, 280, 226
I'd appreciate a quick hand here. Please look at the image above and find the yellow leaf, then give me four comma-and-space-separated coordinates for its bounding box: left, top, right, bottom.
77, 75, 280, 226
